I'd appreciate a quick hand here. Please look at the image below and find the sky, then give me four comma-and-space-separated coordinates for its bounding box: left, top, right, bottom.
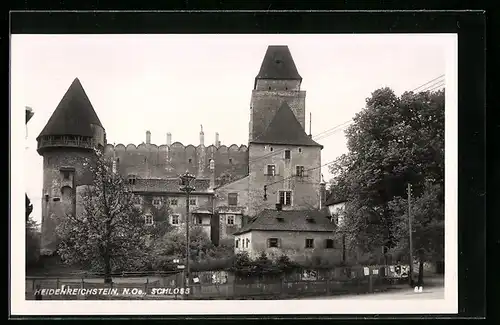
12, 34, 448, 225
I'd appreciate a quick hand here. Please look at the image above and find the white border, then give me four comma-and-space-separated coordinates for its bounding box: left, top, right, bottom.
10, 34, 458, 315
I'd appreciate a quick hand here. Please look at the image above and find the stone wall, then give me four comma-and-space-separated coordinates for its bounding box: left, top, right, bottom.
247, 143, 322, 217
103, 142, 248, 180
249, 81, 306, 141
40, 148, 96, 252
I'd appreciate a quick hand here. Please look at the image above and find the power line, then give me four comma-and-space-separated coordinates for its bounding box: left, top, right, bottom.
419, 79, 445, 93
411, 74, 445, 93
264, 158, 336, 189
247, 119, 353, 164
424, 83, 445, 92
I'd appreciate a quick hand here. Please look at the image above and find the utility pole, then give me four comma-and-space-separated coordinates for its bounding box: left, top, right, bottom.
179, 171, 196, 297
407, 183, 414, 287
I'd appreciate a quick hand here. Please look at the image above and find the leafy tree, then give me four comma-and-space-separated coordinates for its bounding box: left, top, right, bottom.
215, 169, 238, 187
150, 224, 215, 270
26, 215, 41, 270
55, 148, 148, 283
329, 87, 444, 281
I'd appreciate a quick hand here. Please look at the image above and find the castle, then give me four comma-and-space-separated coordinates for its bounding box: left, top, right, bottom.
36, 45, 327, 253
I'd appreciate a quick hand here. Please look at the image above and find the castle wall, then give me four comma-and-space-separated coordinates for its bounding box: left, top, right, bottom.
40, 148, 96, 252
249, 83, 306, 141
247, 143, 321, 217
104, 142, 249, 180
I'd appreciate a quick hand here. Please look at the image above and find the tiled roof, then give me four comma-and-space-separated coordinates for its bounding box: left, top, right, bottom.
37, 78, 103, 139
251, 102, 323, 148
233, 208, 335, 235
131, 178, 212, 194
255, 45, 302, 81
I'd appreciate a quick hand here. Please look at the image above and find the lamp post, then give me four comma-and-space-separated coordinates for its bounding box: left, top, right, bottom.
179, 171, 196, 294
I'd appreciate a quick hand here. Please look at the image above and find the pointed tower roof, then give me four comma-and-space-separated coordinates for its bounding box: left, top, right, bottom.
255, 45, 302, 81
37, 78, 103, 140
251, 102, 322, 148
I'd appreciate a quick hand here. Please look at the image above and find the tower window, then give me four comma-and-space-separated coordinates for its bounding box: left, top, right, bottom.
188, 158, 192, 163
229, 158, 232, 164
228, 193, 238, 206
296, 166, 305, 177
284, 150, 291, 160
270, 147, 273, 152
268, 86, 271, 90
279, 190, 292, 206
298, 148, 302, 153
266, 165, 276, 176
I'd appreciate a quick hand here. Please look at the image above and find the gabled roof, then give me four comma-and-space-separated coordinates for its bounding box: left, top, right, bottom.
325, 192, 348, 206
251, 102, 323, 148
233, 208, 335, 235
255, 45, 302, 81
37, 78, 103, 140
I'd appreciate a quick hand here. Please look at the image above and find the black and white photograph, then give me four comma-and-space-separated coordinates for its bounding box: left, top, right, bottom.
11, 31, 458, 315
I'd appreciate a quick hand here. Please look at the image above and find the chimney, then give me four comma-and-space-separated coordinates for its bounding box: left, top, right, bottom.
166, 132, 172, 146
319, 176, 326, 209
209, 159, 215, 189
215, 132, 219, 147
146, 130, 151, 144
275, 203, 282, 211
200, 125, 205, 146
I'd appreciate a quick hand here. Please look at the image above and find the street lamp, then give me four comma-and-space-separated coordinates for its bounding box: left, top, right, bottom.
179, 171, 196, 293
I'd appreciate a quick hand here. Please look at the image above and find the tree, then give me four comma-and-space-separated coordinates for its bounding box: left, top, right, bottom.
55, 148, 148, 283
329, 88, 444, 277
150, 224, 215, 270
26, 194, 41, 270
215, 169, 238, 187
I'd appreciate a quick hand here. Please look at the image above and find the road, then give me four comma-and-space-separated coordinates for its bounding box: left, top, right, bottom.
299, 286, 444, 300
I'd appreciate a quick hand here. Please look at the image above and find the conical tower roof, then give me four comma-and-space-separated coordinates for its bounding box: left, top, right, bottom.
251, 101, 322, 148
37, 78, 103, 140
255, 45, 302, 81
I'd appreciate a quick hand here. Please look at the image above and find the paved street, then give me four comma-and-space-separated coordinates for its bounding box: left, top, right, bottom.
299, 286, 444, 300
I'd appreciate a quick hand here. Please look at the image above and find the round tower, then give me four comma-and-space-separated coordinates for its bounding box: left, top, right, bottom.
36, 78, 106, 253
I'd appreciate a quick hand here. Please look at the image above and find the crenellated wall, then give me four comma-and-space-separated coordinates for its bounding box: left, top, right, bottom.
104, 142, 249, 180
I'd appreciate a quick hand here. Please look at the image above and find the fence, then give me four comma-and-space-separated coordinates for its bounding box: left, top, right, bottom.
25, 269, 396, 300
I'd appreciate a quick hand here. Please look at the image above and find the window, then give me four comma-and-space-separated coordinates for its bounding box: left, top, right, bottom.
188, 158, 192, 163
305, 238, 314, 249
133, 196, 142, 205
325, 239, 334, 249
170, 198, 178, 206
266, 165, 276, 176
298, 148, 302, 153
228, 193, 238, 206
152, 198, 161, 206
227, 215, 235, 225
171, 214, 180, 225
229, 158, 233, 164
284, 150, 291, 160
112, 160, 117, 173
209, 159, 215, 170
235, 239, 239, 248
189, 198, 197, 206
128, 175, 137, 185
279, 190, 292, 206
268, 238, 279, 248
194, 216, 203, 224
246, 238, 250, 248
270, 147, 274, 152
296, 166, 305, 177
62, 171, 70, 180
144, 214, 153, 226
